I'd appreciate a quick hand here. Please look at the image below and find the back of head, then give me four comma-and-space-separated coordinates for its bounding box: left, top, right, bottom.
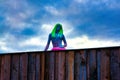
51, 23, 63, 38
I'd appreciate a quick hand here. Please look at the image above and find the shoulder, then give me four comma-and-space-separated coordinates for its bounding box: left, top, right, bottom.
62, 34, 65, 36
62, 34, 65, 38
49, 33, 52, 36
48, 33, 52, 38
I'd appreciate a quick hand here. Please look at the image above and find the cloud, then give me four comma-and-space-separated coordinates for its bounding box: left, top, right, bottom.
45, 6, 63, 16
0, 30, 120, 53
20, 37, 45, 47
1, 0, 38, 31
0, 34, 46, 53
0, 35, 16, 53
74, 0, 88, 3
67, 35, 120, 49
74, 0, 120, 9
41, 24, 53, 35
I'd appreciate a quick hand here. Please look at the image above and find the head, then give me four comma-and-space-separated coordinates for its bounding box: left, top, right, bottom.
56, 24, 62, 32
51, 23, 63, 38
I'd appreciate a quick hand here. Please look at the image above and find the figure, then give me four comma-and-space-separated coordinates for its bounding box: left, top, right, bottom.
44, 23, 67, 51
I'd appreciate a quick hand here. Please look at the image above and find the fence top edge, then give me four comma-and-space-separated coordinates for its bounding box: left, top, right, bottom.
0, 46, 120, 55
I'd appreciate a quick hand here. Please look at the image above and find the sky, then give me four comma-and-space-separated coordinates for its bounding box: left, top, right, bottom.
0, 0, 120, 53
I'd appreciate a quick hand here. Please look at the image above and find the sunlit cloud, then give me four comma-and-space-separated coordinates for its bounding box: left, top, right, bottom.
67, 35, 120, 49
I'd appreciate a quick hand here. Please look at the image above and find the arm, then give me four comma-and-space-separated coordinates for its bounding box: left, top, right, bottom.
62, 34, 67, 47
44, 34, 51, 51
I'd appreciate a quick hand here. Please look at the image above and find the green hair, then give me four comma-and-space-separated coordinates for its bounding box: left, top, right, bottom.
51, 23, 63, 38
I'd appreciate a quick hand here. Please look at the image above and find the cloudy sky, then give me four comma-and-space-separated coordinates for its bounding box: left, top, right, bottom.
0, 0, 120, 53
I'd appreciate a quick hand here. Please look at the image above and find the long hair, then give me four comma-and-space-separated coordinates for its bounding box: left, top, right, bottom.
51, 23, 63, 38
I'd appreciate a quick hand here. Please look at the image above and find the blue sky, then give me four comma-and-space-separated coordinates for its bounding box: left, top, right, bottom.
0, 0, 120, 53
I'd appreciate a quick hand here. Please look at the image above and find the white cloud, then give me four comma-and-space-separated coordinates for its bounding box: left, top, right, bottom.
1, 0, 38, 30
40, 21, 74, 37
0, 37, 15, 53
1, 33, 120, 53
20, 37, 45, 47
41, 24, 53, 34
74, 0, 88, 3
45, 6, 63, 16
5, 16, 29, 30
74, 0, 120, 9
19, 36, 53, 51
67, 35, 120, 49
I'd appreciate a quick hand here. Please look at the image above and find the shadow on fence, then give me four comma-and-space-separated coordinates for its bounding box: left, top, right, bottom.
0, 47, 120, 80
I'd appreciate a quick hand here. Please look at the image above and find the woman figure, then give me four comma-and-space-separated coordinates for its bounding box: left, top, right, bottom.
44, 23, 67, 51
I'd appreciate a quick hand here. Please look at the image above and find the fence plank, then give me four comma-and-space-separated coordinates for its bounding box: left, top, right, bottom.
97, 50, 101, 80
54, 52, 58, 80
40, 53, 45, 80
11, 54, 20, 80
48, 52, 55, 80
19, 53, 28, 80
100, 49, 110, 80
87, 50, 97, 80
59, 52, 65, 80
35, 53, 41, 80
79, 50, 87, 80
0, 56, 2, 79
55, 51, 65, 80
65, 51, 74, 80
28, 53, 36, 80
74, 51, 81, 80
110, 48, 120, 80
1, 55, 11, 80
44, 52, 49, 80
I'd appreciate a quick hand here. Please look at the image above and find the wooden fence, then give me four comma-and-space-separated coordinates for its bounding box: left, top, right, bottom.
0, 47, 120, 80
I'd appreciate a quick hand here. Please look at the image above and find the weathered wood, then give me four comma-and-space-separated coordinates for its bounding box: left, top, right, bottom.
96, 50, 101, 80
74, 51, 81, 80
0, 56, 2, 79
48, 52, 55, 80
28, 53, 36, 80
58, 52, 65, 80
11, 54, 20, 80
65, 51, 74, 80
44, 52, 49, 80
87, 50, 97, 80
110, 48, 120, 80
100, 49, 110, 80
55, 51, 65, 80
54, 52, 59, 80
0, 47, 119, 80
0, 55, 11, 80
40, 53, 45, 80
79, 50, 87, 80
19, 53, 28, 80
35, 53, 41, 80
